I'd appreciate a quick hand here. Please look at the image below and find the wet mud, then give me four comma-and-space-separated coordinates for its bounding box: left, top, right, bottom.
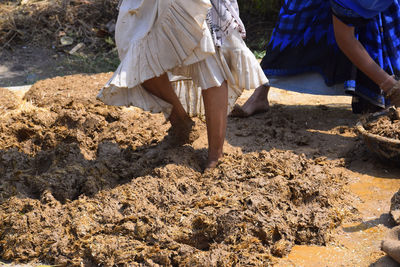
0, 74, 358, 266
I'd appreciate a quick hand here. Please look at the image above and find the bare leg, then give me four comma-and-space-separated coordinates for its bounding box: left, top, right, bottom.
202, 81, 228, 169
142, 73, 197, 143
142, 73, 191, 126
230, 84, 270, 117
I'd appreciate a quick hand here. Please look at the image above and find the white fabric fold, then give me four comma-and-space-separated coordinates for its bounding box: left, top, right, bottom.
98, 0, 269, 117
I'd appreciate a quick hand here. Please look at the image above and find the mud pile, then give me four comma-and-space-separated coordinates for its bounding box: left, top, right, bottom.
0, 74, 354, 266
364, 108, 400, 140
0, 0, 119, 49
24, 73, 112, 110
0, 150, 351, 266
0, 87, 19, 112
0, 73, 167, 159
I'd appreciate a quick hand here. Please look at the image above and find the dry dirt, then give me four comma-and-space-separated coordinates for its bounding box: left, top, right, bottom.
0, 0, 118, 50
0, 74, 400, 266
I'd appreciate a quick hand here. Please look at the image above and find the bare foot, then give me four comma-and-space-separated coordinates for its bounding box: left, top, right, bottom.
230, 85, 270, 117
166, 119, 199, 145
202, 154, 223, 173
204, 159, 219, 170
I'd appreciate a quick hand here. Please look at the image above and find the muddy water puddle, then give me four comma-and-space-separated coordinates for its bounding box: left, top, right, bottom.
275, 172, 400, 267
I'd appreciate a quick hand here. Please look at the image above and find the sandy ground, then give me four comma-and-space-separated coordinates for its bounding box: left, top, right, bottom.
0, 73, 399, 266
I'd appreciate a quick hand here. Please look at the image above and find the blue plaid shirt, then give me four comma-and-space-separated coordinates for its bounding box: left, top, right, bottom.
334, 0, 394, 18
263, 0, 400, 108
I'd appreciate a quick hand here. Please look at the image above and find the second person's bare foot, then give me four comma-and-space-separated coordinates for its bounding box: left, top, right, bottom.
230, 85, 270, 117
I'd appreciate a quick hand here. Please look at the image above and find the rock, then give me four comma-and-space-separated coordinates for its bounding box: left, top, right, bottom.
381, 226, 400, 264
391, 189, 400, 225
60, 36, 74, 46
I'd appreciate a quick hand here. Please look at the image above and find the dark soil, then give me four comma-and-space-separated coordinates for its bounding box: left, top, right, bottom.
0, 74, 356, 266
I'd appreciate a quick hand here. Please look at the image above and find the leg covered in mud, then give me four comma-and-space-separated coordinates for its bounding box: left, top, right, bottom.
381, 225, 400, 263
142, 73, 199, 145
230, 84, 270, 117
202, 81, 228, 170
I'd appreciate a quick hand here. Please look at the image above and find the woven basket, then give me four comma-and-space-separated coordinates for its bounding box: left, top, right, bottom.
356, 108, 400, 165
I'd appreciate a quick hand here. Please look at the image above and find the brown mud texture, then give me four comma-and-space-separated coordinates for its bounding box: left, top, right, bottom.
364, 107, 400, 140
0, 87, 19, 112
0, 74, 356, 266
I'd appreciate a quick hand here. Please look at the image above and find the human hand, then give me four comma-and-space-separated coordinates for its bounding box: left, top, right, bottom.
387, 81, 400, 107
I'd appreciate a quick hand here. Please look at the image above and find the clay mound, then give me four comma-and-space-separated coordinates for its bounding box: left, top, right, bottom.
0, 74, 356, 266
2, 74, 170, 159
0, 102, 168, 160
0, 87, 19, 112
23, 73, 113, 111
0, 146, 352, 266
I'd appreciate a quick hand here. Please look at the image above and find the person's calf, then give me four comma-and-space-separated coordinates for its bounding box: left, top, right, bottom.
202, 82, 228, 170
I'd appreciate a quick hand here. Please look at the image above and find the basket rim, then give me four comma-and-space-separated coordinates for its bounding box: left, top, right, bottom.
356, 121, 400, 145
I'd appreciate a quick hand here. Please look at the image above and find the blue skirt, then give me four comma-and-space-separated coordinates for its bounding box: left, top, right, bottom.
261, 0, 400, 113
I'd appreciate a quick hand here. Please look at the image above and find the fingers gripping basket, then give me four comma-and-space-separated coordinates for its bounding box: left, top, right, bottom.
356, 107, 400, 165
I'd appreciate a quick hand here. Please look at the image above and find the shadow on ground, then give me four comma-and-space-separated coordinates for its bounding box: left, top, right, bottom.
0, 46, 119, 87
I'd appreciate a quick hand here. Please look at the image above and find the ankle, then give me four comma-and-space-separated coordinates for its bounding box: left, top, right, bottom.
208, 151, 223, 163
204, 155, 223, 170
254, 84, 270, 100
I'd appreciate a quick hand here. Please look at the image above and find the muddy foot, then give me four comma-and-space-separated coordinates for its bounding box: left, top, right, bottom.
204, 160, 219, 170
202, 156, 223, 173
166, 120, 199, 146
381, 225, 400, 263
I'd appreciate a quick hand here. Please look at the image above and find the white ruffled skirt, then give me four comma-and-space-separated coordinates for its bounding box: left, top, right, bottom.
97, 0, 268, 117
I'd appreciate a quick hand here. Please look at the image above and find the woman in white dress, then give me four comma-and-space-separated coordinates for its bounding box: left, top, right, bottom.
98, 0, 268, 169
